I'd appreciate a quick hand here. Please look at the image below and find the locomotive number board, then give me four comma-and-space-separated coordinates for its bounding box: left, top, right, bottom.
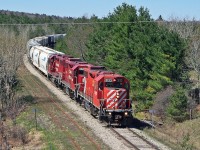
105, 79, 112, 82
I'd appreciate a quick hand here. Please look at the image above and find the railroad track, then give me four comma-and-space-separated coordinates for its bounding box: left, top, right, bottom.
110, 127, 160, 150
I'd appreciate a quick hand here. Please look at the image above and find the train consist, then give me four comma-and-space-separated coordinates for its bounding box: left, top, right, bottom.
27, 34, 133, 126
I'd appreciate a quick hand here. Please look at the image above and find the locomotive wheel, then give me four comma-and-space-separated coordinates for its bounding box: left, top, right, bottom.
121, 118, 128, 127
83, 100, 86, 109
90, 106, 98, 116
98, 115, 103, 123
81, 100, 85, 108
47, 74, 51, 80
75, 96, 80, 104
108, 120, 111, 127
69, 90, 74, 99
90, 106, 95, 116
66, 87, 70, 95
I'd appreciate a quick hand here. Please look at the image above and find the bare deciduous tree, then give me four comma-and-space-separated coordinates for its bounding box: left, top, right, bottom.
152, 86, 174, 119
166, 17, 196, 39
165, 17, 200, 105
0, 26, 29, 116
66, 25, 93, 60
0, 26, 30, 148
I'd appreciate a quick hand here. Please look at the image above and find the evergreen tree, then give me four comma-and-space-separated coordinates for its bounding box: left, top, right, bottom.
157, 15, 163, 21
167, 86, 188, 121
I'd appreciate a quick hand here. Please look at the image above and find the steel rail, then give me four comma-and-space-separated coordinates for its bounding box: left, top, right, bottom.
127, 128, 160, 150
110, 126, 161, 150
110, 127, 140, 150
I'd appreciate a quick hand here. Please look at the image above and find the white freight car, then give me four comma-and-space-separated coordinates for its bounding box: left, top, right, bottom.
30, 46, 64, 75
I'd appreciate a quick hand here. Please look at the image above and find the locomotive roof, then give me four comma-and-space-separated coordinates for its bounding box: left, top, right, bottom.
94, 73, 125, 81
82, 66, 107, 77
56, 54, 73, 58
54, 54, 73, 60
98, 70, 113, 74
90, 66, 106, 70
67, 58, 82, 61
71, 63, 92, 70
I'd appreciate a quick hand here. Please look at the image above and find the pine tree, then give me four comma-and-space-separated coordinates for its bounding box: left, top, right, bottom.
167, 86, 188, 122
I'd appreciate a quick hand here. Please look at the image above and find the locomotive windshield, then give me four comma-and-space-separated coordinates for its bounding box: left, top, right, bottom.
105, 82, 123, 88
79, 68, 84, 75
105, 78, 123, 88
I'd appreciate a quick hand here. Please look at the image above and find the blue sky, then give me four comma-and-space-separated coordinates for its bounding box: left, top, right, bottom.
0, 0, 199, 20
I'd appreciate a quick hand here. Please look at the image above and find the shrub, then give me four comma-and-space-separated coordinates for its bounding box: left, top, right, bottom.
11, 125, 28, 144
167, 86, 188, 122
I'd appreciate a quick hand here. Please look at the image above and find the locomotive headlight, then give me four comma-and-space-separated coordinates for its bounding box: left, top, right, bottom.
116, 92, 119, 99
108, 112, 112, 115
124, 112, 128, 116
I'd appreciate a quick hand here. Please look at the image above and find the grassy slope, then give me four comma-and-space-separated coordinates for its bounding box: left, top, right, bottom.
145, 117, 200, 150
12, 65, 109, 150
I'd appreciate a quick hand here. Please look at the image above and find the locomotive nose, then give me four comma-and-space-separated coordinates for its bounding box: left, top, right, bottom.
106, 88, 127, 109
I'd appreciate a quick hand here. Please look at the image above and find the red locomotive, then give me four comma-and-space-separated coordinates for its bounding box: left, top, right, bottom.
28, 35, 132, 126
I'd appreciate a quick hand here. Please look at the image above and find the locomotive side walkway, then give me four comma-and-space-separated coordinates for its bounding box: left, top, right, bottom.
24, 55, 170, 150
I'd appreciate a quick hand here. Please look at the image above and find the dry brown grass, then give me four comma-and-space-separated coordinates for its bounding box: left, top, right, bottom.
12, 130, 45, 150
146, 117, 200, 150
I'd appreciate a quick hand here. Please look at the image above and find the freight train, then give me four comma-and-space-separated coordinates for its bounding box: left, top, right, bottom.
27, 34, 133, 126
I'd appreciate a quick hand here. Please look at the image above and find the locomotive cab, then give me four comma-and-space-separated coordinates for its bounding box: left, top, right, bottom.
71, 63, 92, 92
47, 54, 72, 87
98, 73, 132, 125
